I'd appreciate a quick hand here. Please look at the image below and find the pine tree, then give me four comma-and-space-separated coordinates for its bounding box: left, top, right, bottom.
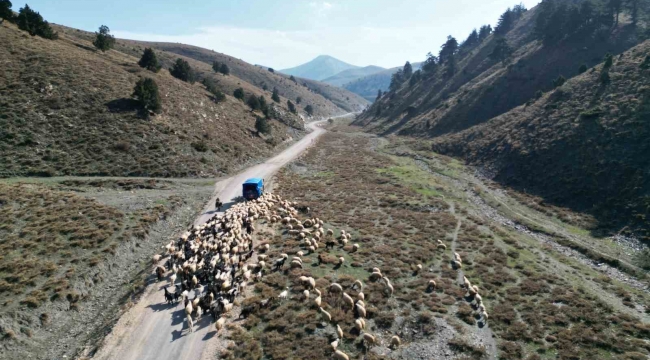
202, 78, 226, 103
553, 75, 566, 87
389, 69, 405, 91
255, 116, 271, 134
138, 48, 161, 72
376, 90, 383, 100
93, 25, 115, 52
478, 25, 492, 42
422, 52, 438, 74
233, 88, 245, 100
247, 94, 261, 110
16, 5, 57, 39
0, 0, 13, 22
290, 75, 297, 83
212, 60, 220, 73
132, 78, 162, 113
489, 38, 513, 63
495, 8, 515, 35
439, 36, 458, 64
462, 29, 480, 49
219, 63, 230, 75
271, 88, 280, 103
287, 100, 297, 113
169, 59, 196, 83
626, 0, 640, 25
304, 105, 314, 116
403, 61, 413, 79
578, 64, 588, 74
604, 53, 613, 69
609, 0, 623, 26
296, 96, 302, 104
409, 70, 422, 86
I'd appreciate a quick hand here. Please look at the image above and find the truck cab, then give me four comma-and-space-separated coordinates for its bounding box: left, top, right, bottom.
242, 178, 264, 200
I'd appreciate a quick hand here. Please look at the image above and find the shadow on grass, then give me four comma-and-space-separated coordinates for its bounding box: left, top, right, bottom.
106, 98, 140, 113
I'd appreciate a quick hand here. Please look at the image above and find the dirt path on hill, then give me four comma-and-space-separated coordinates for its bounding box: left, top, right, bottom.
90, 117, 354, 360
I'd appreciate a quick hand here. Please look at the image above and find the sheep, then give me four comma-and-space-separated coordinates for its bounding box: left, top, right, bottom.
355, 303, 366, 318
358, 292, 365, 301
329, 283, 343, 296
290, 260, 303, 269
338, 257, 345, 266
263, 244, 270, 252
332, 350, 349, 360
385, 282, 394, 297
279, 287, 289, 301
196, 305, 203, 319
354, 318, 364, 331
390, 335, 401, 349
369, 271, 383, 281
351, 244, 359, 253
192, 296, 200, 309
331, 339, 339, 351
156, 266, 166, 281
170, 273, 177, 287
342, 293, 354, 309
437, 243, 447, 251
414, 264, 423, 273
307, 277, 316, 290
336, 324, 343, 339
314, 294, 322, 307
185, 302, 193, 316
297, 251, 304, 257
362, 332, 376, 350
326, 229, 334, 237
427, 279, 437, 292
152, 254, 162, 264
303, 290, 310, 301
186, 315, 194, 333
351, 279, 363, 291
474, 294, 482, 305
451, 260, 462, 269
319, 307, 332, 322
215, 317, 226, 331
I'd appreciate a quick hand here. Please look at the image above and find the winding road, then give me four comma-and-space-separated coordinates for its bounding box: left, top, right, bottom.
92, 116, 345, 360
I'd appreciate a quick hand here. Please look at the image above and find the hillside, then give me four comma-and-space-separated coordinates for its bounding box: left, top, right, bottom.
432, 40, 650, 242
344, 62, 422, 102
321, 65, 385, 87
0, 21, 312, 178
53, 27, 369, 117
279, 55, 358, 81
355, 1, 641, 136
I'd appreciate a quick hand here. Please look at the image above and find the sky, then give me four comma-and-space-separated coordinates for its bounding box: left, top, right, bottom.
18, 0, 542, 69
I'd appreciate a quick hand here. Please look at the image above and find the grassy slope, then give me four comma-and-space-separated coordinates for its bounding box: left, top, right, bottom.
355, 3, 639, 137
321, 65, 386, 87
432, 40, 650, 242
228, 124, 649, 360
96, 37, 370, 115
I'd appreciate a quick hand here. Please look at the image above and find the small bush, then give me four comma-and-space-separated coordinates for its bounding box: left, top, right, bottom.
16, 4, 57, 39
600, 70, 611, 85
603, 53, 613, 69
305, 105, 314, 116
535, 90, 543, 99
192, 141, 208, 152
138, 48, 161, 72
212, 60, 220, 73
296, 96, 302, 104
268, 67, 275, 73
93, 25, 115, 52
234, 88, 245, 100
255, 116, 271, 134
578, 64, 588, 74
287, 100, 297, 114
220, 63, 230, 75
132, 78, 162, 113
169, 58, 196, 83
114, 142, 130, 152
271, 88, 280, 103
553, 75, 566, 88
202, 78, 226, 102
247, 95, 261, 110
640, 55, 650, 69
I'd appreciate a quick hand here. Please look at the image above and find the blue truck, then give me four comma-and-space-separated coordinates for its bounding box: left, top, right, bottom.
242, 178, 264, 200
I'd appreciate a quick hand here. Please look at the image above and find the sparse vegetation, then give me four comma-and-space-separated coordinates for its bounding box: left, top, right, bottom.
169, 58, 196, 83
93, 25, 115, 52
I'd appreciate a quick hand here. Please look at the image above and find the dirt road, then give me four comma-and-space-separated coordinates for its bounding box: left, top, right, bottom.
91, 117, 345, 360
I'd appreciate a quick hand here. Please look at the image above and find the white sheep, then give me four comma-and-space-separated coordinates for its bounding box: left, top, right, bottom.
362, 332, 376, 350
329, 283, 343, 295
390, 335, 401, 349
351, 244, 359, 253
338, 257, 345, 266
342, 293, 354, 309
333, 350, 349, 360
351, 279, 363, 290
303, 290, 310, 301
336, 324, 343, 339
319, 307, 332, 322
215, 317, 226, 331
186, 314, 194, 333
152, 254, 161, 264
355, 303, 366, 318
279, 287, 289, 301
357, 292, 365, 301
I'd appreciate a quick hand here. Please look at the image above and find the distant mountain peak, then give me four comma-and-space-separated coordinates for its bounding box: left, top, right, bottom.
280, 55, 359, 81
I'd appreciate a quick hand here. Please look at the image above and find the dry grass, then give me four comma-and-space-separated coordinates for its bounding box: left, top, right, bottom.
231, 126, 650, 359
0, 22, 304, 178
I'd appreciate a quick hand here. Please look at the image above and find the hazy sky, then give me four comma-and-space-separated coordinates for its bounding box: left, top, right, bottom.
20, 0, 541, 69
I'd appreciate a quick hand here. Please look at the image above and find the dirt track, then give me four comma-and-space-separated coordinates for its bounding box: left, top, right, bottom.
91, 117, 349, 360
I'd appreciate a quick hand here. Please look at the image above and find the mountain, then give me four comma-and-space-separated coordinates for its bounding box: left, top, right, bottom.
354, 1, 648, 238
321, 65, 386, 87
432, 41, 650, 242
53, 27, 369, 117
344, 62, 422, 102
279, 55, 359, 81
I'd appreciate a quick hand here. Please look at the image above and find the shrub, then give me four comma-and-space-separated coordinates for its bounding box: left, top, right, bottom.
535, 90, 544, 99
327, 118, 334, 124
247, 94, 261, 110
16, 5, 57, 39
640, 55, 650, 69
603, 53, 613, 69
296, 96, 302, 104
234, 88, 245, 100
255, 116, 271, 134
138, 48, 161, 72
212, 60, 220, 73
93, 25, 115, 52
169, 58, 196, 83
192, 141, 208, 152
220, 63, 230, 75
578, 64, 588, 74
271, 88, 280, 103
202, 78, 226, 102
304, 105, 314, 116
268, 68, 275, 73
553, 75, 566, 88
132, 78, 162, 113
287, 100, 296, 113
0, 0, 13, 22
600, 70, 610, 84
290, 75, 297, 83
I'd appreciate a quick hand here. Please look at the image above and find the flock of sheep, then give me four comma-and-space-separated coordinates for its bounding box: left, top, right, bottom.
151, 192, 488, 357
